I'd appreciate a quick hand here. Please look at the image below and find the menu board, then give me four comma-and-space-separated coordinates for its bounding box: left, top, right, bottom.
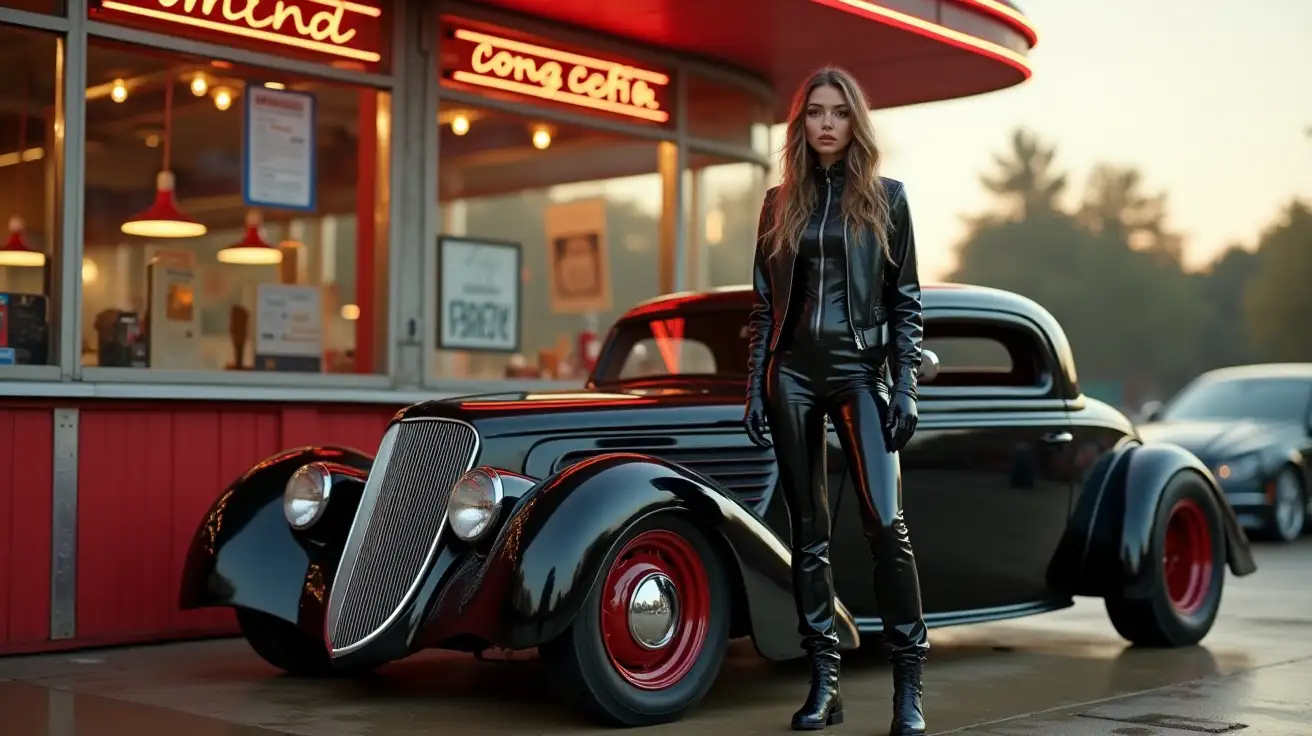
253, 283, 323, 371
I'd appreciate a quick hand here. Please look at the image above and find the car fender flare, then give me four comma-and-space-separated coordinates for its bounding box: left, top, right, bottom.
1048, 440, 1258, 599
469, 452, 860, 661
177, 446, 373, 629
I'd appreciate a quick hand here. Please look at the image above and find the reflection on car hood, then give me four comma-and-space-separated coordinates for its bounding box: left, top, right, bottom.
1137, 419, 1298, 460
394, 381, 744, 426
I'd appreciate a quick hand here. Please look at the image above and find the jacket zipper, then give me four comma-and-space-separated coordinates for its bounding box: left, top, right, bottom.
842, 224, 866, 349
814, 170, 833, 337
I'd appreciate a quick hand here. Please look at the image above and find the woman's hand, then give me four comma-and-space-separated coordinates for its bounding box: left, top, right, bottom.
744, 395, 772, 448
885, 391, 918, 452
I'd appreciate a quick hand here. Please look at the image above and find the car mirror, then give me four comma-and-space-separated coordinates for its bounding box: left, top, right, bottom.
1140, 400, 1163, 423
919, 349, 939, 383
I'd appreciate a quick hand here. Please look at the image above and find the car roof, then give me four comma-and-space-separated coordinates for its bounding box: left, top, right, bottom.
619, 282, 1052, 320
1194, 363, 1312, 382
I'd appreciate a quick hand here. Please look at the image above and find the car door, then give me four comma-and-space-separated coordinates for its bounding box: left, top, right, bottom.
887, 310, 1077, 618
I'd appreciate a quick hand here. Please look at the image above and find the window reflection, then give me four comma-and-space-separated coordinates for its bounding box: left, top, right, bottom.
684, 155, 767, 291
436, 103, 665, 381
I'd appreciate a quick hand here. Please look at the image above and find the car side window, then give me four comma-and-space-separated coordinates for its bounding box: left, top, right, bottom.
618, 337, 717, 378
923, 318, 1047, 388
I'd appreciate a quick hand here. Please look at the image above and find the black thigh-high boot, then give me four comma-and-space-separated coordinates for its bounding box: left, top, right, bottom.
831, 389, 929, 736
765, 359, 844, 730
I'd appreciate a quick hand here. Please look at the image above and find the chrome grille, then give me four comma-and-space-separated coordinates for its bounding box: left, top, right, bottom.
326, 417, 479, 655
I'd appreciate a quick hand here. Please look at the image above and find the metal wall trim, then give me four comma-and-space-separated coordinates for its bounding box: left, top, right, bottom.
50, 407, 79, 641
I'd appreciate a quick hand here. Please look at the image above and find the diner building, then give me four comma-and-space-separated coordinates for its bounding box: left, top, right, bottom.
0, 0, 1036, 652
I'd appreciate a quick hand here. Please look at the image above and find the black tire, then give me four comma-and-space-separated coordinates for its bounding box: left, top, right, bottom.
1254, 466, 1306, 543
541, 514, 732, 727
1104, 472, 1226, 648
237, 608, 368, 677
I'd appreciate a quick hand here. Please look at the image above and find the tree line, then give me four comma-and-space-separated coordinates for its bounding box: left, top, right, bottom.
948, 128, 1312, 408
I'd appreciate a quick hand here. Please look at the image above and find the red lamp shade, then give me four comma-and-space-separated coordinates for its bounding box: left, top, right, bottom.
0, 216, 44, 267
218, 210, 283, 265
121, 171, 207, 238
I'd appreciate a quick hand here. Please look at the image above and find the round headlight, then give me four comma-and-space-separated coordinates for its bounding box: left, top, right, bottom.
448, 468, 504, 542
284, 463, 333, 530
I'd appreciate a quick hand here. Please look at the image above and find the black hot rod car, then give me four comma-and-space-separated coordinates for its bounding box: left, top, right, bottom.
179, 283, 1257, 728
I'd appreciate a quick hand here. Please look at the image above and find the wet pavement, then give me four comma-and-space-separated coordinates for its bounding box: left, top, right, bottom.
2, 537, 1310, 736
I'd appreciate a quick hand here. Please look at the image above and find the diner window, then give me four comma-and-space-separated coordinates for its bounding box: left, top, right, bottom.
0, 24, 61, 369
683, 154, 767, 291
434, 103, 668, 382
685, 73, 773, 153
81, 39, 391, 375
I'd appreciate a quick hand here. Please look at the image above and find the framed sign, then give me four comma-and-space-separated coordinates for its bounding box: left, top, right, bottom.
242, 86, 317, 212
437, 235, 522, 353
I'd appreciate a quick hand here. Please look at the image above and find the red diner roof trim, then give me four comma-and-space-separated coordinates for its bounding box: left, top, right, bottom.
810, 0, 1034, 80
955, 0, 1039, 47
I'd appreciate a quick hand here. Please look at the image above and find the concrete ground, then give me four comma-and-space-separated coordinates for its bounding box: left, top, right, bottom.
2, 537, 1310, 736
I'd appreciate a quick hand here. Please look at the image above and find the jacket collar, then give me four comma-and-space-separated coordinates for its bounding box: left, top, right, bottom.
811, 155, 847, 184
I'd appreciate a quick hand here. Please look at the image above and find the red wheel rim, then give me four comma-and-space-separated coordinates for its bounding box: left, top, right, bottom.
600, 529, 710, 690
1163, 498, 1214, 615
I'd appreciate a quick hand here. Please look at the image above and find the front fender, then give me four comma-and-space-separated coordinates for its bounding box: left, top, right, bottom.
177, 445, 373, 632
427, 452, 859, 661
1048, 440, 1258, 599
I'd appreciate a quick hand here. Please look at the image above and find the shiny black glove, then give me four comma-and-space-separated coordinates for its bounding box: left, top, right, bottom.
743, 394, 772, 449
885, 390, 918, 452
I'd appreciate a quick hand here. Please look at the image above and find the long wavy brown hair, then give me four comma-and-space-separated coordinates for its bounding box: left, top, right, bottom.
764, 66, 892, 262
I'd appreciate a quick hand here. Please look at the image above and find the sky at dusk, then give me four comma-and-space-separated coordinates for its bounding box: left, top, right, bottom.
874, 0, 1312, 280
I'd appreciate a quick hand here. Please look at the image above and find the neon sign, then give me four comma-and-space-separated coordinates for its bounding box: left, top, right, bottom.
446, 28, 671, 124
93, 0, 383, 64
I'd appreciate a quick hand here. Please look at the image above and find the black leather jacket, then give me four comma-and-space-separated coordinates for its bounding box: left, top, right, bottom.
747, 168, 924, 399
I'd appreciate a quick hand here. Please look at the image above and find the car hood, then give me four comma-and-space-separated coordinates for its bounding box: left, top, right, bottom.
1137, 418, 1299, 460
394, 381, 745, 434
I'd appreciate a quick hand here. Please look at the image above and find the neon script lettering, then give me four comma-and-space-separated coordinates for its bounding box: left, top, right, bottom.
469, 42, 661, 113
156, 0, 356, 43
97, 0, 382, 63
450, 29, 670, 122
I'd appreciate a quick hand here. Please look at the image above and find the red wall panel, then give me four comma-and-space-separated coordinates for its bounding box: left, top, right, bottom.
74, 402, 398, 646
0, 408, 53, 653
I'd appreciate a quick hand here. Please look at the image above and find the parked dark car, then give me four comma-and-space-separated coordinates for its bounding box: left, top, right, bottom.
178, 283, 1257, 728
1139, 364, 1312, 542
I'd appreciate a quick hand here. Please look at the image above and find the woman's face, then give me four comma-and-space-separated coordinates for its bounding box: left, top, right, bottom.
804, 83, 852, 162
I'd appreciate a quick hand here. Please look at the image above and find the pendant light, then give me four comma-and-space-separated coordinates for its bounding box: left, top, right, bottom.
121, 73, 206, 238
0, 75, 45, 267
0, 216, 43, 267
218, 209, 282, 265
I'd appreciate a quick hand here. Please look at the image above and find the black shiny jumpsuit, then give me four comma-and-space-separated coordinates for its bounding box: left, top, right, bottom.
765, 162, 929, 665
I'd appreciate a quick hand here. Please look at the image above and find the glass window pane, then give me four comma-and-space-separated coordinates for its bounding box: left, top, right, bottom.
686, 73, 772, 153
0, 24, 61, 368
435, 103, 668, 382
83, 39, 391, 374
683, 154, 767, 292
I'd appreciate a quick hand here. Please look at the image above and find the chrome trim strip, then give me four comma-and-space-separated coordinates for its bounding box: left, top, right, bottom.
325, 416, 481, 657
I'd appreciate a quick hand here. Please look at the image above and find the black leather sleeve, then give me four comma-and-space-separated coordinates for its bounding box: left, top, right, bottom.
884, 182, 924, 397
746, 188, 778, 399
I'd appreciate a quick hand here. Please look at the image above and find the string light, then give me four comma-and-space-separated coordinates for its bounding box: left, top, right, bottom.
111, 79, 128, 103
190, 73, 208, 97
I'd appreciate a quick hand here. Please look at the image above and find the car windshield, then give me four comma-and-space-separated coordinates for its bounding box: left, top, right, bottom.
591, 309, 749, 384
1161, 376, 1311, 423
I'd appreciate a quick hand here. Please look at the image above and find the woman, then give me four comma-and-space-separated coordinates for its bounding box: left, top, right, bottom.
743, 66, 929, 735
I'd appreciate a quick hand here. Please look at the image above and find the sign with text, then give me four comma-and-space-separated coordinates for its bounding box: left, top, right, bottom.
437, 236, 521, 353
254, 282, 323, 371
243, 86, 317, 211
92, 0, 385, 67
443, 24, 671, 124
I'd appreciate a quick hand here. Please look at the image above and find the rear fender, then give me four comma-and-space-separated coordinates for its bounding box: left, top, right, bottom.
177, 446, 373, 630
437, 452, 859, 661
1048, 440, 1258, 599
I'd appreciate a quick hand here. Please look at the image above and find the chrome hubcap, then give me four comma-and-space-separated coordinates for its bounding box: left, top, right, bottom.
1275, 473, 1305, 538
628, 572, 679, 650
